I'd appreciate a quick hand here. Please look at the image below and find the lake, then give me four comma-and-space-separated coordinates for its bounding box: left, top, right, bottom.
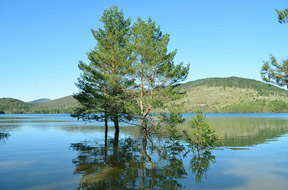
0, 113, 288, 190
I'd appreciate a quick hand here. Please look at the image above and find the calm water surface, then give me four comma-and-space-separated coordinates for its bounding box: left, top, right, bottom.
0, 113, 288, 190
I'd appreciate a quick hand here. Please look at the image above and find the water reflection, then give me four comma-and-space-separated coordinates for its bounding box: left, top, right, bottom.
0, 128, 10, 144
71, 133, 216, 189
190, 146, 216, 183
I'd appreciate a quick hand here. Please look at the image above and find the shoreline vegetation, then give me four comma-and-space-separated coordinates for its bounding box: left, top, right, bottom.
1, 77, 288, 114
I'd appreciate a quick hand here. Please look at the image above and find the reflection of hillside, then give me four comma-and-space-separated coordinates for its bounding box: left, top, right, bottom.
208, 118, 288, 147
176, 117, 288, 147
2, 115, 288, 147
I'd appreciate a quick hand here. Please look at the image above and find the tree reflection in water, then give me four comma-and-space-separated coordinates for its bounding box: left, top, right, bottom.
71, 132, 216, 189
189, 144, 216, 183
0, 128, 10, 144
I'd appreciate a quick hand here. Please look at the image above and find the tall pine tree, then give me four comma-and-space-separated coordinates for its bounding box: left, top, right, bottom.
74, 6, 134, 137
130, 17, 189, 132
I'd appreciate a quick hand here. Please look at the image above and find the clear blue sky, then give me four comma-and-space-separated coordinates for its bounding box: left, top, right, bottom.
0, 0, 287, 102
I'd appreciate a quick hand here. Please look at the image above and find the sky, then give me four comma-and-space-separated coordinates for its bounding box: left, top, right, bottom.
0, 0, 287, 102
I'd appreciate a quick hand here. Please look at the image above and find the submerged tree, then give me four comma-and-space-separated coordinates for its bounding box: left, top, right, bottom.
73, 6, 134, 138
183, 111, 218, 183
74, 7, 189, 143
184, 111, 219, 151
130, 17, 189, 132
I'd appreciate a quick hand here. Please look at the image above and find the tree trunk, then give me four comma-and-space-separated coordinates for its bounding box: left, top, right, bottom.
149, 67, 154, 98
113, 114, 119, 135
141, 134, 154, 189
140, 57, 146, 129
104, 83, 108, 147
104, 110, 108, 147
113, 128, 119, 160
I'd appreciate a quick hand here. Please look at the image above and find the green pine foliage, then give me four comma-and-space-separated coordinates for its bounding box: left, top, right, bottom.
276, 8, 288, 24
260, 9, 288, 89
159, 103, 186, 139
73, 8, 190, 132
73, 5, 135, 132
129, 17, 189, 129
183, 111, 219, 149
261, 55, 288, 89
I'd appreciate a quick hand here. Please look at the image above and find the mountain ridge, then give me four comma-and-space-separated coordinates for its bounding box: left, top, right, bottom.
27, 98, 51, 104
1, 77, 288, 114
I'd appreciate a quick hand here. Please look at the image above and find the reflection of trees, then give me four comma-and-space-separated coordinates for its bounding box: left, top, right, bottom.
0, 128, 10, 144
71, 132, 217, 189
189, 144, 216, 183
71, 133, 190, 189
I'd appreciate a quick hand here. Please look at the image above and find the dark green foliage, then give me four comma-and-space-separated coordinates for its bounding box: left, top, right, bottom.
0, 97, 78, 114
73, 5, 135, 130
268, 100, 288, 112
261, 55, 288, 89
183, 111, 219, 149
159, 103, 185, 139
276, 9, 288, 24
182, 111, 218, 183
221, 100, 288, 113
130, 17, 189, 88
130, 17, 189, 129
0, 98, 32, 114
260, 9, 288, 89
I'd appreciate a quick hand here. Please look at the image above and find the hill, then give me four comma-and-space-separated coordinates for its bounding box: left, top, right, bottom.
36, 95, 77, 106
0, 98, 32, 114
0, 96, 79, 114
1, 77, 288, 113
32, 95, 79, 114
178, 76, 287, 96
174, 77, 288, 113
27, 98, 51, 104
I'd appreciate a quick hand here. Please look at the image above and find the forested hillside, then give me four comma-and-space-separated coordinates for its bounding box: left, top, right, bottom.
175, 77, 288, 113
0, 96, 78, 114
178, 76, 288, 96
0, 98, 32, 114
1, 77, 288, 113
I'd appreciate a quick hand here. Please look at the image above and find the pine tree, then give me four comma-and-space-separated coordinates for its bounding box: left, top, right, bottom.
261, 8, 288, 88
276, 9, 288, 24
261, 55, 288, 89
130, 17, 189, 132
74, 6, 134, 137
